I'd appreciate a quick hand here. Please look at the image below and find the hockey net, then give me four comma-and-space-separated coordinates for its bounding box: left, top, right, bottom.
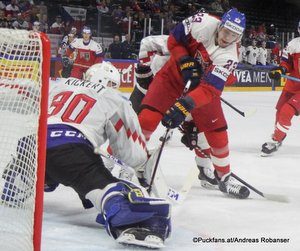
0, 29, 50, 251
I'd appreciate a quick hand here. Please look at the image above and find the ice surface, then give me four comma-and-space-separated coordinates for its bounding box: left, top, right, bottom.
42, 91, 300, 251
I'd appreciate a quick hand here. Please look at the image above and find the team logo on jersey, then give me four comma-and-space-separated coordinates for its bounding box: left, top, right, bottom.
194, 50, 210, 70
80, 52, 90, 61
212, 66, 230, 81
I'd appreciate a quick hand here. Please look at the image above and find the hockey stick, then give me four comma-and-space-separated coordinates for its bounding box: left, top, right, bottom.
281, 74, 300, 82
193, 144, 289, 202
94, 147, 183, 204
94, 147, 136, 178
237, 66, 300, 83
148, 80, 192, 195
147, 128, 170, 195
221, 97, 257, 118
231, 173, 289, 203
172, 133, 289, 203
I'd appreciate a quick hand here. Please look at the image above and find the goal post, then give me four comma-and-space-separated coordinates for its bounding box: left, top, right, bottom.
0, 29, 50, 251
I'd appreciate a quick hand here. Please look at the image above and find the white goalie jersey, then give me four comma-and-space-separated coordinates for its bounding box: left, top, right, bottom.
48, 77, 147, 169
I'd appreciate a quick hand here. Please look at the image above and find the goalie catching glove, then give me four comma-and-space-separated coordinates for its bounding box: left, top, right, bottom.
268, 66, 287, 80
179, 56, 203, 90
86, 181, 171, 249
162, 97, 195, 128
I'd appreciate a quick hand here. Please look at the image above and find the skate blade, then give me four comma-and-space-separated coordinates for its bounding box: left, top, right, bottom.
117, 233, 164, 249
200, 180, 219, 190
260, 151, 273, 157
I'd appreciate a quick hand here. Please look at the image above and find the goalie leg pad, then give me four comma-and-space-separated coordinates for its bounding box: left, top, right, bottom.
87, 181, 171, 241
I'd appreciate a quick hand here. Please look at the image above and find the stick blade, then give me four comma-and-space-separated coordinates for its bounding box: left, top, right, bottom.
263, 193, 289, 203
243, 107, 257, 118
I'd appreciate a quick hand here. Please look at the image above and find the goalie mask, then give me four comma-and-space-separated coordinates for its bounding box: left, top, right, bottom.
85, 62, 121, 89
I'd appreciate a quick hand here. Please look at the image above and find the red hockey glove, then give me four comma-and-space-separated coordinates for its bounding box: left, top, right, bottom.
179, 56, 203, 90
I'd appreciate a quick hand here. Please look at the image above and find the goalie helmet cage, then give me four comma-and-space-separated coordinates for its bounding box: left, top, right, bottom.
0, 29, 50, 251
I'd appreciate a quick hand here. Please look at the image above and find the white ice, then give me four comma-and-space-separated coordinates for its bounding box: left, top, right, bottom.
42, 91, 300, 251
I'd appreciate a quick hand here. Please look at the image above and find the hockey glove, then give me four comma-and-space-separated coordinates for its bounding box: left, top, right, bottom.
269, 66, 287, 80
162, 97, 195, 129
179, 56, 202, 90
135, 64, 154, 90
62, 56, 71, 67
180, 121, 199, 150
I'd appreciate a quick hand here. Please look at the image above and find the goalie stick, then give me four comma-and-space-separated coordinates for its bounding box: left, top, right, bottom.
94, 147, 184, 204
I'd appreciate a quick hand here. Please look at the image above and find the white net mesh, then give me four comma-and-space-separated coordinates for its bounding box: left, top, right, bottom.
0, 29, 43, 251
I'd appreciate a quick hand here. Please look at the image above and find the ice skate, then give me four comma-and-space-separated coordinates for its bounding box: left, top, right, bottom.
215, 172, 250, 199
197, 165, 218, 189
117, 227, 165, 249
261, 139, 282, 156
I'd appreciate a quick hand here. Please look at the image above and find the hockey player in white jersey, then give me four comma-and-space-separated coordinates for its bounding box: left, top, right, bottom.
3, 62, 171, 248
130, 35, 170, 114
246, 40, 259, 65
257, 41, 268, 65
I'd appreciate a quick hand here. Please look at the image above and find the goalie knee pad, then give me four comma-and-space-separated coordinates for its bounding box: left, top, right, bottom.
87, 181, 171, 241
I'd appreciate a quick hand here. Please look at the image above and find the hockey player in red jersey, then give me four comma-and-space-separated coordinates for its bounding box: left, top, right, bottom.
130, 34, 219, 189
64, 26, 103, 79
138, 8, 250, 199
261, 21, 300, 156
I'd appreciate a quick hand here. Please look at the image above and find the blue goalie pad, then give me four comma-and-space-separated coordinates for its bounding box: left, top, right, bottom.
96, 181, 171, 240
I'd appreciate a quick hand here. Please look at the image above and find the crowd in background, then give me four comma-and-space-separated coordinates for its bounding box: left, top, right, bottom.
0, 0, 299, 65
